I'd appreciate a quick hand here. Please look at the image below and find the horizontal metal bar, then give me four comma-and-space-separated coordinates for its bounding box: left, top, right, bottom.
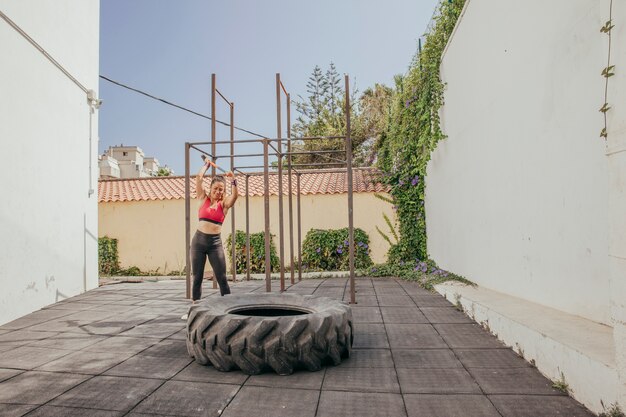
189, 138, 268, 145
229, 166, 373, 176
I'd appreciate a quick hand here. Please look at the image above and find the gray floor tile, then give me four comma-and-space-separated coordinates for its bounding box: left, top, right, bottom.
411, 296, 453, 307
380, 307, 429, 323
489, 395, 594, 417
0, 369, 23, 383
133, 380, 238, 416
353, 332, 390, 349
27, 334, 107, 351
420, 307, 473, 323
24, 406, 124, 417
118, 323, 182, 339
455, 348, 531, 368
404, 394, 501, 417
0, 346, 72, 370
377, 295, 415, 307
104, 354, 192, 379
352, 307, 383, 323
341, 349, 394, 368
392, 349, 463, 368
37, 350, 135, 374
434, 324, 504, 348
317, 391, 406, 417
397, 368, 481, 394
246, 369, 324, 389
83, 335, 159, 354
221, 386, 318, 417
347, 295, 378, 306
353, 323, 386, 334
0, 404, 37, 417
50, 375, 163, 412
0, 330, 58, 344
1, 310, 73, 330
469, 368, 565, 395
0, 371, 90, 404
173, 362, 249, 385
323, 367, 400, 393
140, 339, 188, 357
386, 324, 448, 349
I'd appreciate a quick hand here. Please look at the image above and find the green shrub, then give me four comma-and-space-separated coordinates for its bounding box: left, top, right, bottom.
98, 236, 119, 275
226, 231, 279, 274
301, 228, 373, 271
363, 259, 474, 291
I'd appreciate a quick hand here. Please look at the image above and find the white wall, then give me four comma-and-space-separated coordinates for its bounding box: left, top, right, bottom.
426, 0, 611, 324
0, 1, 100, 324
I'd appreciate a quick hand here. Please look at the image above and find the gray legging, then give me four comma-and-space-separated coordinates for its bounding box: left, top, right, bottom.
190, 230, 231, 300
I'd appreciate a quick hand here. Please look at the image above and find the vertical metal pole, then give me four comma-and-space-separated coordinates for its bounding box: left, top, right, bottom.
263, 139, 271, 292
211, 74, 217, 178
276, 73, 285, 291
345, 75, 356, 304
211, 74, 217, 290
245, 174, 251, 281
287, 93, 295, 285
297, 173, 302, 282
230, 102, 236, 282
185, 143, 191, 299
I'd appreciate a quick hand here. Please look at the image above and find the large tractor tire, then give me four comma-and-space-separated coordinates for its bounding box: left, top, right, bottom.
186, 293, 353, 375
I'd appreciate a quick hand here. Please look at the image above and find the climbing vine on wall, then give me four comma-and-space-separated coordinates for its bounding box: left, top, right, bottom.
599, 0, 615, 140
377, 0, 465, 262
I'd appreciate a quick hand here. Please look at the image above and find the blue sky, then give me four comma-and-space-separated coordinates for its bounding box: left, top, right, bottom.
99, 0, 439, 174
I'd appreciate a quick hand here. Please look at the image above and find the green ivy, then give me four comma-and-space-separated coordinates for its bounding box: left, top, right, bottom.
302, 228, 373, 271
377, 0, 465, 263
226, 231, 280, 274
98, 236, 120, 275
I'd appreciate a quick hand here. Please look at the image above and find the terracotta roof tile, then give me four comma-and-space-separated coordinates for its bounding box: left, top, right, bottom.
98, 169, 389, 203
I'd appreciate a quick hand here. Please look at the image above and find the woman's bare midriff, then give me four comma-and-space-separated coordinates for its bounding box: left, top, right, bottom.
197, 221, 222, 235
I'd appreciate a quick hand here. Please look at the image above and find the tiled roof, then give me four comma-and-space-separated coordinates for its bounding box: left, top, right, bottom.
98, 169, 390, 203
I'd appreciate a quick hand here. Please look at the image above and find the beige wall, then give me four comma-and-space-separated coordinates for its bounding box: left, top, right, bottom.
99, 192, 395, 273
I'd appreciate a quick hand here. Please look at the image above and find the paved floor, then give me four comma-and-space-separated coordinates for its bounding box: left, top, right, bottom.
0, 278, 594, 417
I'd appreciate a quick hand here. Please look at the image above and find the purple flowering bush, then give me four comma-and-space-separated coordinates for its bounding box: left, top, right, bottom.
302, 228, 373, 271
361, 259, 473, 290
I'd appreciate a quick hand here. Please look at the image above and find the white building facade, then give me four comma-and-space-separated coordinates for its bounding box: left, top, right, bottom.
427, 0, 625, 412
0, 1, 100, 324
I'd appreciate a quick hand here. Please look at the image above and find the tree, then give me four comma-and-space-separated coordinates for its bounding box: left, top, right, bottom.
156, 166, 173, 176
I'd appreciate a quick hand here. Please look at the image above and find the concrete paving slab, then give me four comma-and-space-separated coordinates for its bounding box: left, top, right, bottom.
82, 335, 159, 354
0, 330, 58, 344
404, 394, 501, 417
23, 406, 124, 417
246, 368, 324, 389
352, 307, 383, 323
0, 369, 23, 383
173, 362, 249, 385
352, 332, 390, 349
46, 302, 100, 311
0, 309, 73, 330
317, 391, 406, 417
489, 395, 595, 417
133, 380, 238, 417
434, 324, 505, 348
455, 348, 531, 368
167, 329, 187, 340
140, 339, 188, 357
37, 350, 135, 374
375, 288, 409, 296
50, 375, 163, 412
26, 333, 107, 351
345, 295, 378, 306
420, 307, 473, 323
323, 367, 400, 393
397, 368, 481, 394
221, 386, 318, 417
380, 307, 429, 323
468, 368, 565, 395
0, 371, 90, 404
0, 346, 73, 370
410, 296, 454, 307
119, 323, 182, 339
341, 349, 394, 368
392, 349, 463, 369
386, 324, 448, 349
104, 354, 192, 379
353, 323, 386, 334
377, 295, 415, 307
0, 403, 37, 417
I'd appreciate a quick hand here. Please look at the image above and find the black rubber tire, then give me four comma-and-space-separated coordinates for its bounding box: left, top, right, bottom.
186, 293, 353, 375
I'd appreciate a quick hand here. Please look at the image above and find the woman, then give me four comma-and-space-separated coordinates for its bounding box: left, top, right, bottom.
190, 159, 238, 302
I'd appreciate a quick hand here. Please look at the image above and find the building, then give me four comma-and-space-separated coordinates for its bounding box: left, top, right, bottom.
99, 145, 168, 179
426, 0, 625, 412
0, 1, 100, 325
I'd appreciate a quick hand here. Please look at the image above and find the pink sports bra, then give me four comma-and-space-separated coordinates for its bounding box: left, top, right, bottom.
198, 199, 225, 225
